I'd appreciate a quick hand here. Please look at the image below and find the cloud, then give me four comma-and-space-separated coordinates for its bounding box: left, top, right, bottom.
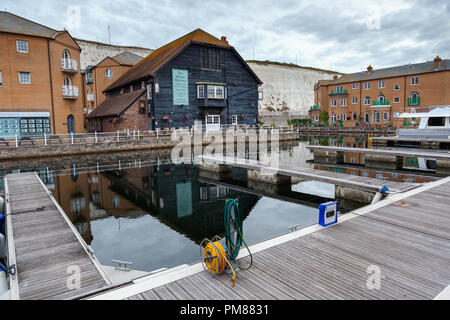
2, 0, 449, 73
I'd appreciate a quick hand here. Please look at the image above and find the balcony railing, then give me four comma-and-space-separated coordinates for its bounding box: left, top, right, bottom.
329, 89, 348, 95
408, 97, 420, 106
87, 93, 94, 102
310, 105, 320, 111
372, 100, 390, 106
62, 85, 78, 99
61, 58, 78, 73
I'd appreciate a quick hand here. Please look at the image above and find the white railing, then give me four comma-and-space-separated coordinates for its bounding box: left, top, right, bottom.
87, 93, 94, 102
62, 85, 78, 99
61, 58, 78, 73
0, 126, 297, 149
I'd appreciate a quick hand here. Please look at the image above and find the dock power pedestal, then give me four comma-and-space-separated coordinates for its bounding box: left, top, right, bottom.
319, 201, 339, 227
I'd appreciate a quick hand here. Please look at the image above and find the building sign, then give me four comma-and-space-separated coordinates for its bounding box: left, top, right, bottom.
172, 69, 189, 106
176, 182, 193, 218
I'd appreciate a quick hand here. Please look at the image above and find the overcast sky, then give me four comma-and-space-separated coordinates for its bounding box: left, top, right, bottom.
3, 0, 449, 73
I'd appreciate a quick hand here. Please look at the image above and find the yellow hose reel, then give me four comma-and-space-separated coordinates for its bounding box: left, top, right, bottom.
201, 238, 236, 287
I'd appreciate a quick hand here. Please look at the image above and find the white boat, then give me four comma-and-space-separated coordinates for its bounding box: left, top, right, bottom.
395, 106, 450, 139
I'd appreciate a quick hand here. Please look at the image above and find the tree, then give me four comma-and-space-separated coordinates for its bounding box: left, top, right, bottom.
320, 111, 329, 123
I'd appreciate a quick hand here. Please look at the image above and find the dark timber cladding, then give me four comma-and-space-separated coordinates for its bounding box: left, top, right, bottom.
5, 172, 110, 300
100, 29, 262, 130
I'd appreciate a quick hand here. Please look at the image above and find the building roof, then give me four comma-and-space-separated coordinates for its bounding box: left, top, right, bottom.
247, 60, 342, 75
0, 11, 59, 38
319, 58, 450, 86
104, 28, 262, 93
110, 51, 144, 66
86, 88, 146, 118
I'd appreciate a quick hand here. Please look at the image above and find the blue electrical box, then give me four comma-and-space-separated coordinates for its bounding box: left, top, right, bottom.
318, 201, 338, 227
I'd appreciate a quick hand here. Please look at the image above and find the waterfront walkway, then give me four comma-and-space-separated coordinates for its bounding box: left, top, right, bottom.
4, 172, 111, 299
89, 177, 450, 300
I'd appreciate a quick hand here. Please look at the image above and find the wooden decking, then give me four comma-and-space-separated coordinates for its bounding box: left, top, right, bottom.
201, 155, 419, 193
92, 177, 450, 300
4, 172, 111, 300
307, 145, 450, 160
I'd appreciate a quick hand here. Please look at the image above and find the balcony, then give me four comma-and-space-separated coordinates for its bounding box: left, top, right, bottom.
61, 58, 78, 73
372, 100, 390, 107
310, 105, 320, 111
87, 93, 94, 102
62, 85, 79, 99
408, 97, 420, 106
329, 89, 348, 95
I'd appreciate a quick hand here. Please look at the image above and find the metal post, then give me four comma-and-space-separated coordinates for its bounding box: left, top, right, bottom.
15, 134, 18, 147
117, 131, 119, 142
95, 131, 98, 143
71, 132, 74, 144
133, 129, 136, 139
44, 133, 47, 146
137, 130, 140, 140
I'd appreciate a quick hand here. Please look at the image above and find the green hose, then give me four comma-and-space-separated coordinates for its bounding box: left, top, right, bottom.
224, 199, 253, 270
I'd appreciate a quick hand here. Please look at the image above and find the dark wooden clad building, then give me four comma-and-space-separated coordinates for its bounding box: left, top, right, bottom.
87, 29, 262, 131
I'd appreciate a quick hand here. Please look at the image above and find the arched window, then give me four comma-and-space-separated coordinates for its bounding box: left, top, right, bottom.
378, 94, 386, 102
62, 49, 71, 68
64, 76, 72, 87
410, 92, 419, 99
67, 114, 75, 134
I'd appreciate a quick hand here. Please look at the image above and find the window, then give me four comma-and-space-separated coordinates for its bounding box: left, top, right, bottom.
232, 115, 238, 125
411, 77, 419, 85
19, 72, 31, 84
336, 85, 343, 92
258, 91, 263, 100
364, 82, 371, 90
64, 76, 72, 87
373, 112, 380, 123
364, 96, 371, 105
197, 85, 204, 99
378, 80, 385, 88
428, 117, 446, 127
331, 99, 337, 107
0, 71, 2, 87
365, 112, 369, 122
340, 114, 346, 121
352, 83, 358, 89
340, 99, 347, 107
353, 112, 357, 121
16, 40, 28, 53
141, 81, 145, 89
331, 114, 337, 123
201, 47, 221, 70
410, 92, 419, 100
200, 187, 208, 200
147, 84, 152, 100
207, 85, 225, 99
394, 97, 400, 103
394, 84, 400, 91
105, 69, 113, 79
352, 97, 358, 104
86, 72, 93, 84
378, 94, 385, 102
383, 112, 389, 120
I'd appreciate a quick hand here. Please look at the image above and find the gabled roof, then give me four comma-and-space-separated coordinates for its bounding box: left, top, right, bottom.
319, 58, 450, 86
110, 51, 144, 66
104, 28, 262, 93
0, 11, 58, 38
86, 89, 146, 118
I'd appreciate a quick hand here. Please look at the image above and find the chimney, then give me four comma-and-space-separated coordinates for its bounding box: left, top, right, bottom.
221, 36, 228, 43
434, 56, 442, 70
367, 65, 373, 73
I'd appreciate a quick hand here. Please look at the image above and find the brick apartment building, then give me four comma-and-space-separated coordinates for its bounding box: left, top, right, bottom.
0, 11, 84, 137
83, 51, 144, 117
311, 57, 450, 127
86, 28, 262, 132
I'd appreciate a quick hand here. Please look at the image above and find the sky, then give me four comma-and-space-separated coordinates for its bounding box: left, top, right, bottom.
2, 0, 450, 73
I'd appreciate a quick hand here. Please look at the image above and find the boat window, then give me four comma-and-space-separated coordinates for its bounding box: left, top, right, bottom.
428, 117, 445, 127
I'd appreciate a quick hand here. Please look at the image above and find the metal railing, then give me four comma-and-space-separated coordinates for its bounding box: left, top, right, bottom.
61, 58, 78, 73
0, 125, 297, 150
372, 100, 390, 106
62, 85, 79, 99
